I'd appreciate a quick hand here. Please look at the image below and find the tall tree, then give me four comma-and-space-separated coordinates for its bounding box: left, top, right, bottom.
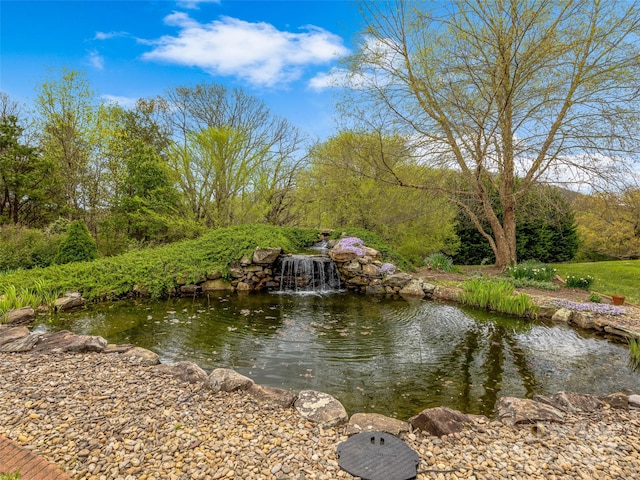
160, 84, 307, 227
344, 0, 640, 268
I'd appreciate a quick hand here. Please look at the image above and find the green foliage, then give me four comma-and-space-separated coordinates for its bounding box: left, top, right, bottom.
460, 279, 536, 317
0, 225, 63, 272
504, 277, 559, 291
55, 220, 98, 265
553, 260, 639, 305
0, 472, 21, 480
629, 338, 640, 372
330, 227, 413, 270
0, 280, 59, 320
588, 293, 602, 303
423, 252, 458, 272
505, 261, 556, 282
565, 274, 594, 290
0, 224, 323, 301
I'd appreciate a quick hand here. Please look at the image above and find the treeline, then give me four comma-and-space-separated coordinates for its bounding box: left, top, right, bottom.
1, 69, 634, 272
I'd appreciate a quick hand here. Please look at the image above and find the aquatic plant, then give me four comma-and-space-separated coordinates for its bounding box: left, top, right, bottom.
629, 338, 640, 372
460, 278, 536, 317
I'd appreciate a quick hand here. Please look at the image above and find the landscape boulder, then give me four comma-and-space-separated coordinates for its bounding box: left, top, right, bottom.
382, 273, 413, 289
345, 413, 410, 437
3, 307, 35, 325
409, 407, 474, 437
0, 326, 30, 347
121, 346, 160, 365
247, 384, 296, 407
31, 330, 107, 354
54, 292, 85, 311
155, 361, 208, 384
252, 247, 282, 265
533, 391, 605, 413
294, 390, 348, 427
496, 397, 565, 426
204, 368, 254, 393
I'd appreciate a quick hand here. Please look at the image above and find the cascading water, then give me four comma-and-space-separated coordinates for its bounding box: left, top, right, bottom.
278, 255, 341, 293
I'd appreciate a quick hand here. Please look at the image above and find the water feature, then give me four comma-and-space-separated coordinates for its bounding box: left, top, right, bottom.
277, 255, 341, 293
34, 292, 640, 419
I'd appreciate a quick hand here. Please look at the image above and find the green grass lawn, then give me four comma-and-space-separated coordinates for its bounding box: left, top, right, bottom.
552, 260, 640, 305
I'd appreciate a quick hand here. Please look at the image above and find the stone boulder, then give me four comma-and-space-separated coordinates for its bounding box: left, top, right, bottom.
399, 279, 426, 297
533, 392, 605, 413
363, 246, 381, 259
551, 308, 572, 323
31, 330, 107, 354
252, 247, 282, 265
247, 384, 296, 408
155, 361, 208, 384
204, 368, 254, 393
103, 343, 135, 354
600, 392, 628, 409
409, 407, 474, 437
0, 326, 30, 347
382, 273, 413, 289
572, 311, 595, 329
345, 413, 410, 437
496, 397, 565, 426
0, 332, 40, 352
3, 307, 35, 325
629, 394, 640, 408
201, 279, 234, 291
121, 346, 160, 365
329, 248, 358, 263
54, 292, 85, 311
294, 390, 348, 427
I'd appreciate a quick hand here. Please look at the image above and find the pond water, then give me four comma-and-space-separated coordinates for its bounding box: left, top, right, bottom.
35, 292, 640, 419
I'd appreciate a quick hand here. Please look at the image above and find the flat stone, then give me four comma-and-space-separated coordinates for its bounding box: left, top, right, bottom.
600, 392, 628, 409
3, 307, 35, 325
345, 413, 410, 436
496, 397, 565, 426
572, 311, 595, 329
204, 368, 254, 393
31, 330, 107, 354
533, 392, 605, 413
399, 279, 426, 297
103, 343, 135, 354
0, 333, 41, 352
433, 285, 462, 301
121, 346, 160, 365
247, 384, 296, 408
179, 284, 200, 295
155, 361, 208, 384
409, 407, 474, 437
293, 390, 348, 428
552, 308, 572, 323
382, 273, 413, 289
252, 247, 282, 265
329, 248, 357, 263
54, 292, 85, 311
0, 326, 31, 347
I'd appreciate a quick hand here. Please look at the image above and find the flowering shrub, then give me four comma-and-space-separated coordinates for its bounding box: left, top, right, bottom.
379, 263, 396, 275
335, 237, 366, 256
505, 261, 556, 282
551, 299, 625, 316
565, 274, 594, 290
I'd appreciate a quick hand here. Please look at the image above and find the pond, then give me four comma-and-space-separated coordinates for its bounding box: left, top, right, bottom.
34, 292, 640, 420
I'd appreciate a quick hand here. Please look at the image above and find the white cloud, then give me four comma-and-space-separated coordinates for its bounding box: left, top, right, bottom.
94, 31, 128, 40
142, 14, 349, 87
102, 94, 139, 109
87, 50, 104, 70
309, 67, 373, 91
177, 0, 221, 9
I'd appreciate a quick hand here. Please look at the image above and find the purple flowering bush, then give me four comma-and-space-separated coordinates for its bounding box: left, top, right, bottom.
379, 263, 396, 275
551, 299, 626, 316
335, 237, 366, 256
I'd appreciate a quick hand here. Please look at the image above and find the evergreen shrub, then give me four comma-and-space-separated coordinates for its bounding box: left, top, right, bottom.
55, 221, 98, 265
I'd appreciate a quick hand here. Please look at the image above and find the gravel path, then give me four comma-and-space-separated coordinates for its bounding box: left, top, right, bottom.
1, 352, 640, 480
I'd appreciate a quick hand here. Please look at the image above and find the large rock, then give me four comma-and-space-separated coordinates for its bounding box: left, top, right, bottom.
204, 368, 254, 393
572, 311, 595, 329
155, 361, 208, 384
54, 292, 85, 311
382, 273, 413, 289
600, 392, 628, 409
399, 279, 426, 297
345, 413, 410, 437
31, 330, 107, 353
496, 397, 565, 426
201, 279, 234, 291
551, 308, 572, 323
3, 307, 35, 325
533, 392, 605, 413
629, 394, 640, 408
0, 326, 30, 347
329, 248, 358, 263
252, 247, 282, 265
409, 407, 474, 437
247, 384, 296, 407
121, 346, 160, 365
294, 390, 348, 427
0, 333, 41, 352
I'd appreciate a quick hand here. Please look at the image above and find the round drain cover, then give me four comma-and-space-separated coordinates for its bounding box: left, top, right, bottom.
337, 431, 419, 480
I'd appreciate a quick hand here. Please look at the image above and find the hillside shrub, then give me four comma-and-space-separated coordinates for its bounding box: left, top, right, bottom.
55, 221, 98, 265
0, 225, 62, 272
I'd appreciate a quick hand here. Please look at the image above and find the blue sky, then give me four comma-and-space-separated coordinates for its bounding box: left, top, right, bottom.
0, 0, 363, 138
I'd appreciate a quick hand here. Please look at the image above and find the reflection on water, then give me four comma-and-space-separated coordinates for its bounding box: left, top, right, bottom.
35, 292, 640, 419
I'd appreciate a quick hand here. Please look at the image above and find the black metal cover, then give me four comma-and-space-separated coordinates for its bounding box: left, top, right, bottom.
336, 431, 419, 480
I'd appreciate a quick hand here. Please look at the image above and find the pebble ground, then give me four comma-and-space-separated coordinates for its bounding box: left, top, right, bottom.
1, 352, 639, 480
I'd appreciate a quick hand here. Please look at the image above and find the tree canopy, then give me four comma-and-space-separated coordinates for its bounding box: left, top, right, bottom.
344, 0, 640, 267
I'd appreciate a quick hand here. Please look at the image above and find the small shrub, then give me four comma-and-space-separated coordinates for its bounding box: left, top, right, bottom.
423, 252, 456, 272
55, 221, 98, 265
565, 274, 594, 290
505, 261, 556, 282
588, 292, 602, 303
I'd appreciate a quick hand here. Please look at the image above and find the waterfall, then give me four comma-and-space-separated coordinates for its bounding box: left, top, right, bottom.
278, 255, 341, 293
